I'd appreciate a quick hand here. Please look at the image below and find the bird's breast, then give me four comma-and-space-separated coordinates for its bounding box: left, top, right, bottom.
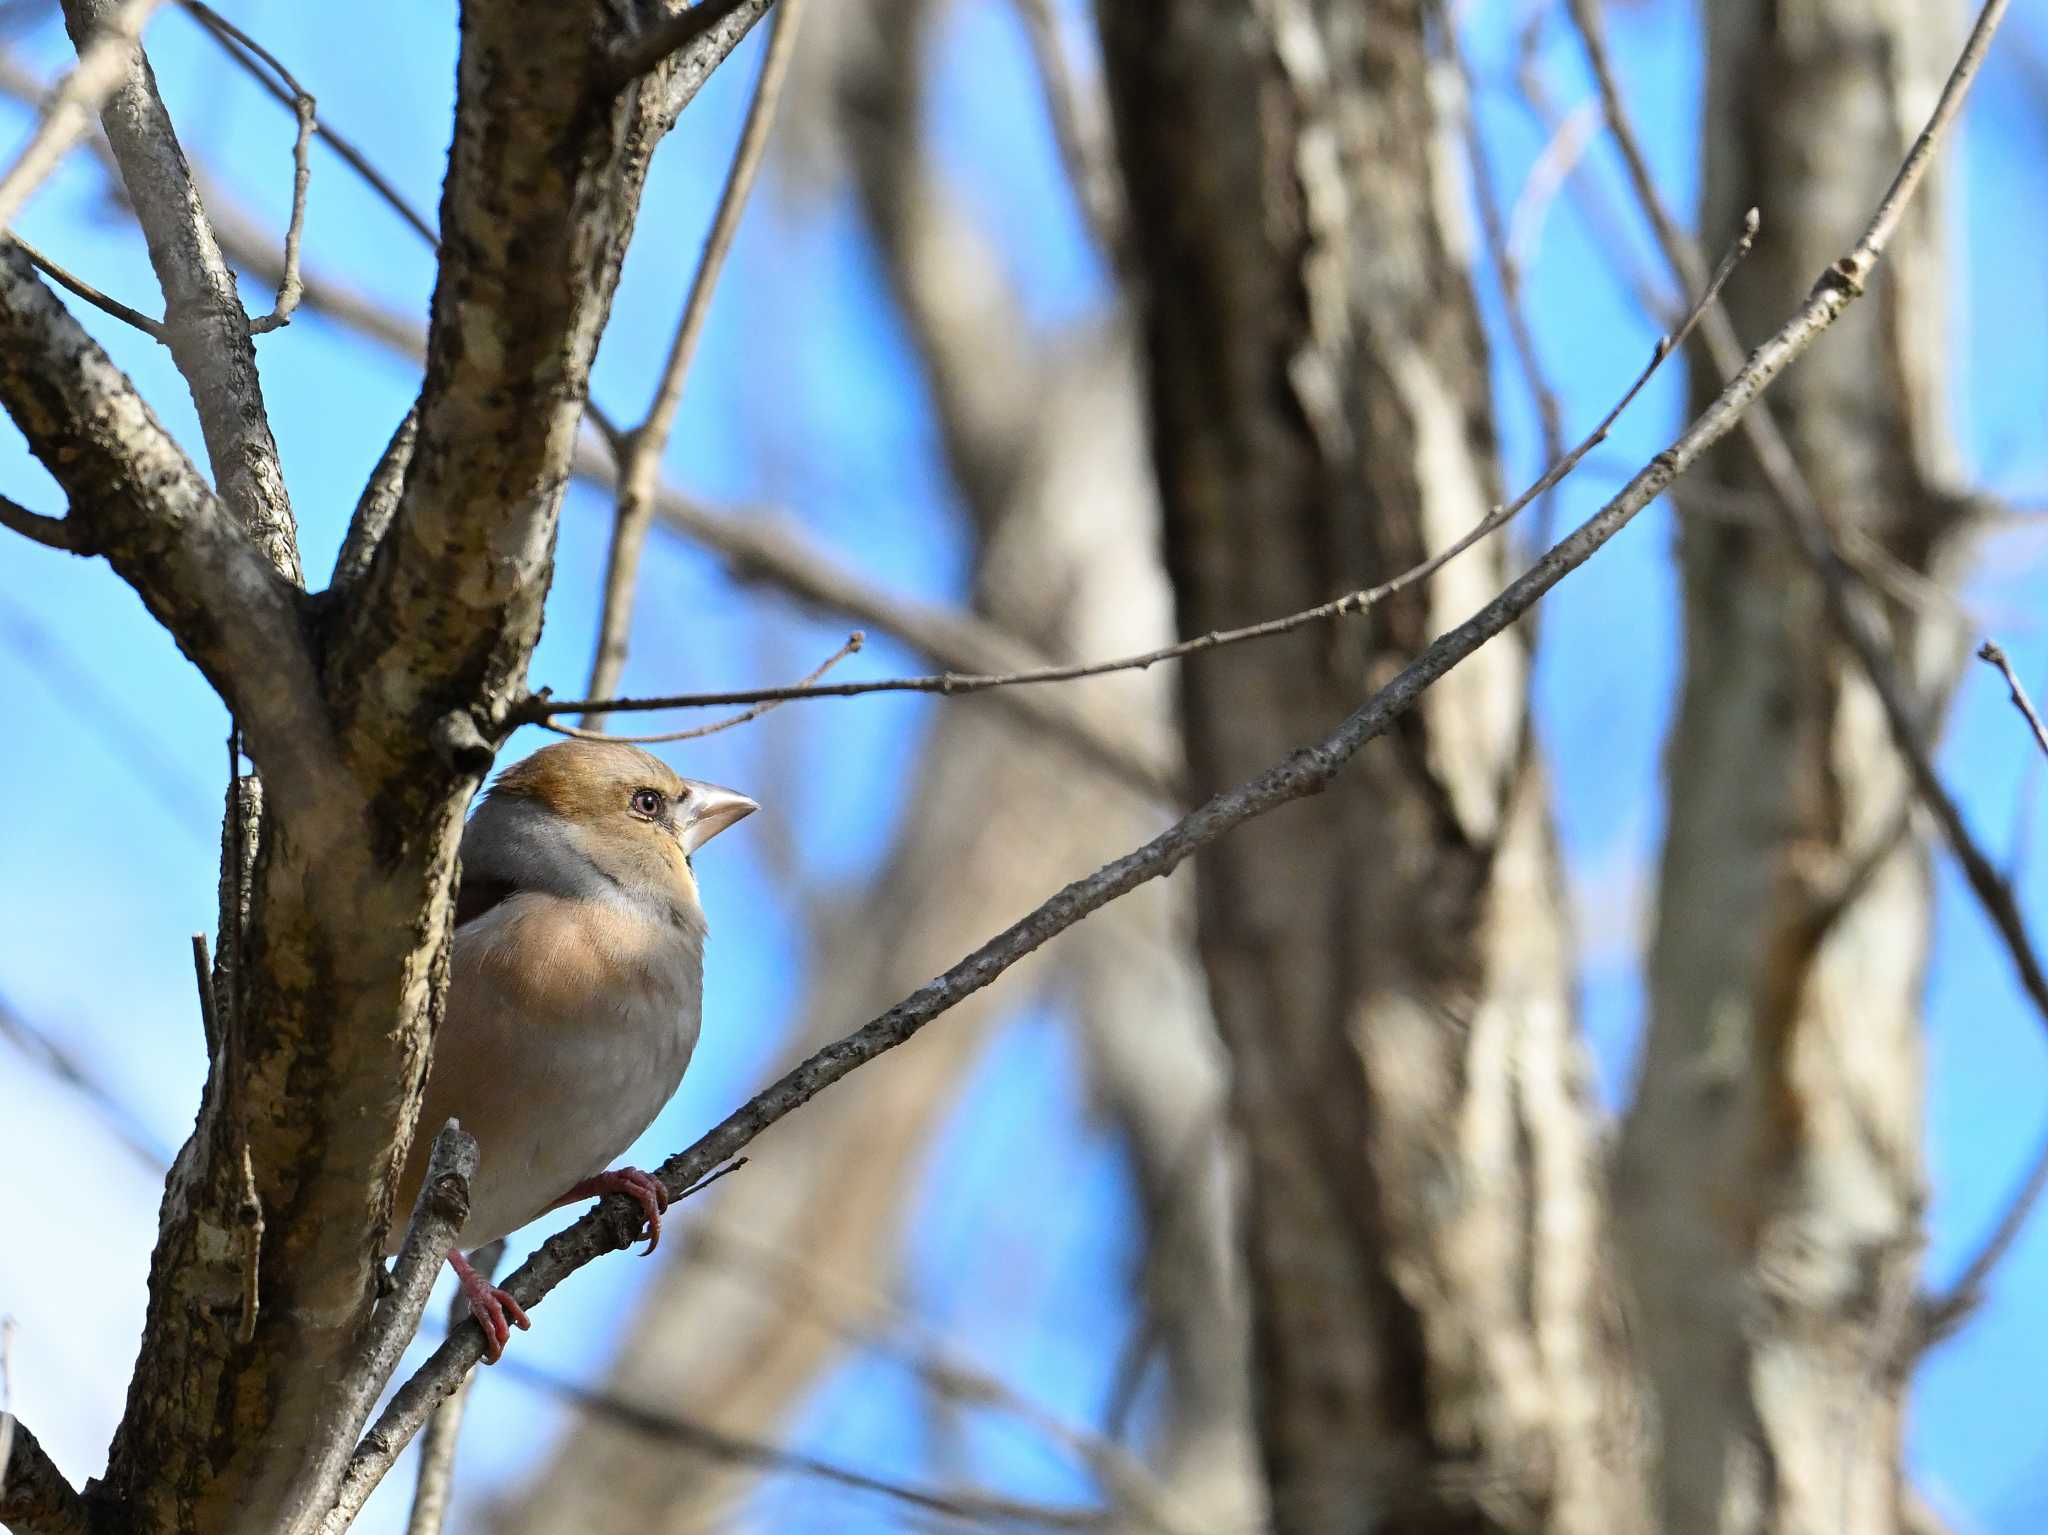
420, 892, 706, 1247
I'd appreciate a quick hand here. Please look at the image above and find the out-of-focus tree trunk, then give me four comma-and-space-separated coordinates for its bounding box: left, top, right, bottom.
1617, 2, 1966, 1532
497, 5, 1261, 1527
1097, 4, 1644, 1532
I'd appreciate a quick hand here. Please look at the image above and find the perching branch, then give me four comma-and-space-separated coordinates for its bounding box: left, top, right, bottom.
334, 6, 1994, 1483
281, 1122, 479, 1535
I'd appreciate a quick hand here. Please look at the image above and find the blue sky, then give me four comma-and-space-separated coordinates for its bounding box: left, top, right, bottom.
4, 1, 2048, 1529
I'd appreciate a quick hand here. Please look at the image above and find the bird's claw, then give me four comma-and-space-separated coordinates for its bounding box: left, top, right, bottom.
562, 1166, 671, 1254
450, 1250, 530, 1364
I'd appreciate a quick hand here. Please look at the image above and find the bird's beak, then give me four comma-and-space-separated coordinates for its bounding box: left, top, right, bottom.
679, 780, 758, 854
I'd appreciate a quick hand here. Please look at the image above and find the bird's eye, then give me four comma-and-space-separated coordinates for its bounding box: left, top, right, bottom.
630, 787, 665, 818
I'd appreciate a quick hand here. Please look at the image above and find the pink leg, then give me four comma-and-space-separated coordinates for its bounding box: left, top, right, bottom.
449, 1247, 530, 1364
551, 1167, 671, 1254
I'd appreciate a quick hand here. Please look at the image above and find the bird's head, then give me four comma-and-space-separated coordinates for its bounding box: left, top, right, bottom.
476, 739, 757, 910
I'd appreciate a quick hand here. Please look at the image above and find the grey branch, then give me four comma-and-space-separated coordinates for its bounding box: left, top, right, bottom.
0, 0, 166, 230
0, 243, 334, 799
585, 0, 808, 725
333, 33, 1979, 1487
1978, 641, 2048, 762
58, 0, 299, 577
284, 1123, 479, 1535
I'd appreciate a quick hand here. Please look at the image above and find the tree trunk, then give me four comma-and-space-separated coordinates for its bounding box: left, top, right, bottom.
1097, 4, 1644, 1531
1618, 3, 1965, 1532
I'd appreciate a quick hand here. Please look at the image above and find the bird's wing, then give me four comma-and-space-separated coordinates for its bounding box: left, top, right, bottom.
453, 871, 520, 930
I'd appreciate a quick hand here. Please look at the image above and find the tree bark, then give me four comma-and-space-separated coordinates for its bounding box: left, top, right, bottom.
1618, 3, 1966, 1532
1097, 3, 1644, 1531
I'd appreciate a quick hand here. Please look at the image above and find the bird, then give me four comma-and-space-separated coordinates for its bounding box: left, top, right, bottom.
388, 738, 757, 1361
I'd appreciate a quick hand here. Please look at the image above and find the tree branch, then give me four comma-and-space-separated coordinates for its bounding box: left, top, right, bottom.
0, 243, 332, 797
1978, 640, 2048, 761
531, 215, 1749, 725
281, 1123, 478, 1533
334, 25, 1983, 1482
0, 1411, 91, 1535
58, 0, 299, 578
0, 0, 166, 230
585, 0, 808, 725
604, 0, 767, 87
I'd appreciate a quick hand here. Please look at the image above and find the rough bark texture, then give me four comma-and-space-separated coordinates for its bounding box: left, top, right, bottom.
1097, 4, 1643, 1531
1617, 3, 1965, 1532
0, 4, 747, 1530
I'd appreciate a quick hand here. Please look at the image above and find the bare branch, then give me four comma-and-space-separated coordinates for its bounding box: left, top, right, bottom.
532, 214, 1751, 726
1009, 0, 1125, 263
57, 0, 300, 577
586, 0, 808, 724
174, 2, 313, 329
0, 244, 332, 793
1918, 1114, 2048, 1346
0, 491, 87, 552
177, 0, 436, 246
336, 28, 1983, 1484
1978, 640, 2048, 762
403, 1241, 501, 1535
283, 1123, 479, 1532
546, 631, 863, 744
10, 232, 163, 336
492, 1350, 1112, 1531
0, 0, 166, 230
605, 0, 767, 87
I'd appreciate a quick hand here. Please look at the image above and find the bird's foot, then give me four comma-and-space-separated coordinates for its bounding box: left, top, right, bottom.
557, 1166, 671, 1254
449, 1248, 530, 1364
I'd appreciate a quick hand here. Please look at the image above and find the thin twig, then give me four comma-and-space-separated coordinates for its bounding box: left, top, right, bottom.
487, 1352, 1108, 1531
404, 1241, 502, 1535
548, 631, 863, 744
0, 492, 87, 552
583, 0, 808, 727
10, 233, 163, 336
1917, 1114, 2048, 1346
332, 11, 1990, 1494
1445, 16, 1568, 558
249, 92, 312, 331
178, 0, 435, 247
1978, 640, 2048, 762
175, 2, 311, 329
1009, 0, 1125, 264
533, 213, 1751, 727
0, 0, 169, 231
192, 932, 218, 1066
0, 984, 174, 1169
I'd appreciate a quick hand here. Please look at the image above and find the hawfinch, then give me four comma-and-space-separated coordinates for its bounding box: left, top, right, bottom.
389, 739, 756, 1359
